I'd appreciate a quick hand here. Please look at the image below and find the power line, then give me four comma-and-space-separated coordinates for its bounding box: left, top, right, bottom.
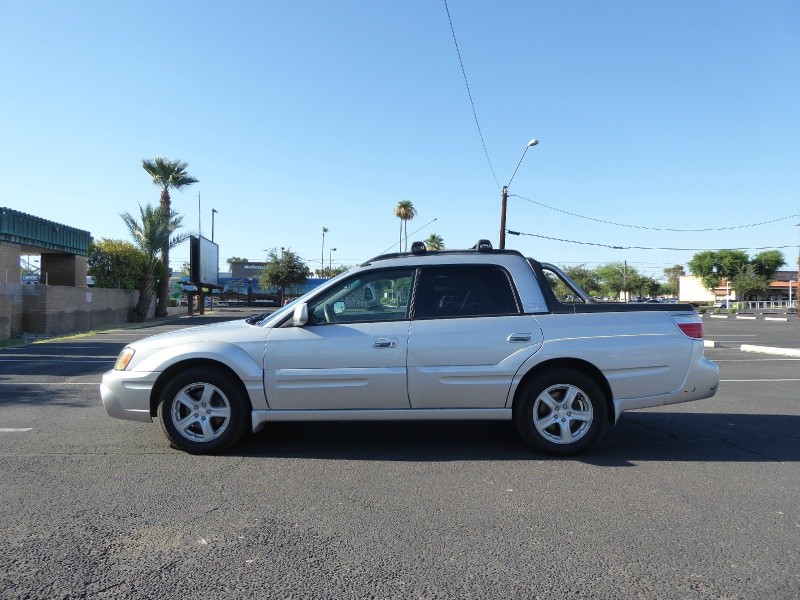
511, 193, 800, 232
377, 217, 439, 255
443, 0, 499, 189
506, 229, 797, 252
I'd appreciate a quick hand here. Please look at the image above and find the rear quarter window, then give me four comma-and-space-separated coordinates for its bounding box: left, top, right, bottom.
413, 265, 520, 319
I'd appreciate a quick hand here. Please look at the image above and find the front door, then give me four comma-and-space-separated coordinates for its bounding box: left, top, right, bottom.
263, 268, 415, 410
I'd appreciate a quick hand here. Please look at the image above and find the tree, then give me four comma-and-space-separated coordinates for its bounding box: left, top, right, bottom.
227, 256, 248, 265
259, 248, 310, 305
663, 265, 685, 289
635, 276, 662, 298
424, 233, 444, 250
321, 227, 329, 273
121, 204, 189, 321
88, 239, 147, 290
596, 262, 640, 300
562, 265, 601, 297
393, 200, 416, 252
688, 249, 782, 293
731, 264, 769, 301
314, 265, 348, 278
141, 157, 198, 317
687, 251, 719, 291
750, 250, 785, 278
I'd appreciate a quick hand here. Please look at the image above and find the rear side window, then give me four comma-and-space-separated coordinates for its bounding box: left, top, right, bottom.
413, 266, 520, 319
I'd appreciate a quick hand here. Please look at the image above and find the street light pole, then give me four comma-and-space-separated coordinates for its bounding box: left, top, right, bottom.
329, 248, 337, 276
499, 139, 538, 249
795, 223, 799, 317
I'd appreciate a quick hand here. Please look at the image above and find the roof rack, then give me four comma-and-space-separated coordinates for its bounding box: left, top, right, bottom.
360, 239, 517, 266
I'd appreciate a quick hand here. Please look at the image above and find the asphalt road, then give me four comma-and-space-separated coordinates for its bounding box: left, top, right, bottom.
0, 312, 798, 599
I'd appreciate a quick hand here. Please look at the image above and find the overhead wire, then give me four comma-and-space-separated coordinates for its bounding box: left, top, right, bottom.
443, 0, 500, 189
511, 193, 800, 232
376, 218, 439, 255
442, 1, 796, 259
506, 229, 797, 252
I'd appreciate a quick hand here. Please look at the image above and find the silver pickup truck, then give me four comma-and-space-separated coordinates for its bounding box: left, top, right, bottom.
101, 240, 719, 456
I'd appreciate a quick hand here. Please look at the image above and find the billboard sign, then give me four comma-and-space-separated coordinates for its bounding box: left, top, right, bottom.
189, 235, 219, 287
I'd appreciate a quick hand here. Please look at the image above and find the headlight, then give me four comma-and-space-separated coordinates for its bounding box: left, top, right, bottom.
114, 347, 135, 371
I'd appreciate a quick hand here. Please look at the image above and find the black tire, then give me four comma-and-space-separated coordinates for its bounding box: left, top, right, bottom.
157, 366, 249, 454
514, 368, 607, 456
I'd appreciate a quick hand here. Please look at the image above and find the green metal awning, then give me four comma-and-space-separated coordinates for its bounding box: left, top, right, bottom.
0, 207, 91, 256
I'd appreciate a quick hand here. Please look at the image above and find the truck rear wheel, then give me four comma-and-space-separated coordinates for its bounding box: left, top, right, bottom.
515, 368, 607, 456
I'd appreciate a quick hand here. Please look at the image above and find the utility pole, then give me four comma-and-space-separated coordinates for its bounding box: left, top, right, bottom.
499, 139, 538, 250
499, 186, 509, 249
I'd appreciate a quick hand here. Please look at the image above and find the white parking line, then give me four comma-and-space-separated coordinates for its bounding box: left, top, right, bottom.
713, 358, 800, 362
0, 382, 99, 385
0, 428, 33, 433
0, 359, 114, 363
706, 334, 758, 337
0, 354, 118, 359
720, 378, 800, 382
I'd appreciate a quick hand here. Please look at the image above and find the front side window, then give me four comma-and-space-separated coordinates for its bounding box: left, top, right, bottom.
413, 266, 520, 319
308, 269, 415, 324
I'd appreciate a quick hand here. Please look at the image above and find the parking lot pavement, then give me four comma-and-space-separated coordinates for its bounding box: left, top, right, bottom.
0, 313, 798, 599
703, 313, 800, 355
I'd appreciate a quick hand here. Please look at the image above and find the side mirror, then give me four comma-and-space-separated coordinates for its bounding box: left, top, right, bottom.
292, 303, 309, 326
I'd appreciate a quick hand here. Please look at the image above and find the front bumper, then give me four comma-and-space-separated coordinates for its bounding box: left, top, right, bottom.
100, 369, 159, 423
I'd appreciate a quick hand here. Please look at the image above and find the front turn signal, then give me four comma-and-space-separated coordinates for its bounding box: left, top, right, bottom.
114, 347, 135, 371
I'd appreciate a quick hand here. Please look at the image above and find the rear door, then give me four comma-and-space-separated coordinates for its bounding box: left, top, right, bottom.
407, 265, 543, 409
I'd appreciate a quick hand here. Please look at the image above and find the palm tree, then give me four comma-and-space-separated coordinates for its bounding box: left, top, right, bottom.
321, 226, 329, 273
393, 200, 416, 252
141, 157, 198, 316
121, 204, 190, 321
424, 233, 444, 250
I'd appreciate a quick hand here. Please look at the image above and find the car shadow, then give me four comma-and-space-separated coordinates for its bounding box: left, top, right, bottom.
229, 412, 800, 464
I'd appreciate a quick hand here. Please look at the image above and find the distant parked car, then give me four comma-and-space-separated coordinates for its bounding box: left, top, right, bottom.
714, 300, 731, 309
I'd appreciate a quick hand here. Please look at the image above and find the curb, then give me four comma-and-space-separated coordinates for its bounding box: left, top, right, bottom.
740, 344, 800, 357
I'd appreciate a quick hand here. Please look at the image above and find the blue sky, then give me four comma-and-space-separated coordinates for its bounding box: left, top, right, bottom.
2, 1, 798, 279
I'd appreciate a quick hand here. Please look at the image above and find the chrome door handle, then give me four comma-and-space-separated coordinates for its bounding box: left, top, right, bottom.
373, 338, 398, 348
508, 333, 532, 343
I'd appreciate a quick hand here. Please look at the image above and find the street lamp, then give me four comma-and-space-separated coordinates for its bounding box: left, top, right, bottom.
613, 262, 629, 302
329, 248, 337, 277
500, 138, 538, 249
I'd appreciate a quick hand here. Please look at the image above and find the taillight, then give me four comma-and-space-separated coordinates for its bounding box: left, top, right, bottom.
670, 313, 703, 339
677, 322, 703, 339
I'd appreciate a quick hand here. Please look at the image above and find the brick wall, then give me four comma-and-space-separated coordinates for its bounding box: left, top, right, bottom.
0, 283, 24, 339
4, 285, 137, 339
0, 241, 21, 285
40, 253, 88, 287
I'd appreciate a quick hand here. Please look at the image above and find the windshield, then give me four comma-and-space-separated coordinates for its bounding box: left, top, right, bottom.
248, 269, 354, 327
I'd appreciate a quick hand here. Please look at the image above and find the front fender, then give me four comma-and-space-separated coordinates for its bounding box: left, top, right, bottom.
132, 341, 264, 383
